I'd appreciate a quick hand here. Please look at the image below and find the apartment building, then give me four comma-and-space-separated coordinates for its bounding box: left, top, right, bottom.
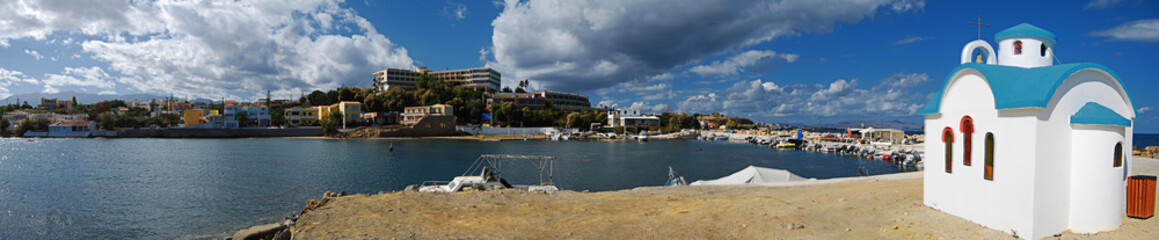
372, 66, 501, 93
489, 91, 591, 111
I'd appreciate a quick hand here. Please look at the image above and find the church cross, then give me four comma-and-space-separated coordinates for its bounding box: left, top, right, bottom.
968, 15, 991, 39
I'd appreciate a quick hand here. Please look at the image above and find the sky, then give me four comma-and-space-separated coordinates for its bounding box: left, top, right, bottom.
0, 0, 1157, 132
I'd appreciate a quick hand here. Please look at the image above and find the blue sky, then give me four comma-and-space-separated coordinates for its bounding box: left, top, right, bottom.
0, 0, 1157, 132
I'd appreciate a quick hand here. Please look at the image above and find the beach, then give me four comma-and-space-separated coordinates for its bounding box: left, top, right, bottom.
290, 157, 1159, 239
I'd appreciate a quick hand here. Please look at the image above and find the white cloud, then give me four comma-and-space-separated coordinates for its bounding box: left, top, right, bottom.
677, 72, 930, 118
892, 35, 934, 45
689, 50, 798, 77
444, 2, 468, 21
24, 49, 44, 60
487, 0, 925, 93
1085, 0, 1126, 9
41, 66, 116, 91
0, 0, 415, 100
0, 68, 36, 99
1140, 106, 1154, 114
1092, 19, 1159, 43
628, 101, 668, 113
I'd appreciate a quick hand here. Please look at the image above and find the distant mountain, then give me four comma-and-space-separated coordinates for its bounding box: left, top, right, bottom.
1, 92, 168, 105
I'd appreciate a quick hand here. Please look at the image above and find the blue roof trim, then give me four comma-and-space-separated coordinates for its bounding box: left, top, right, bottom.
917, 63, 1132, 115
1071, 102, 1131, 127
995, 23, 1057, 46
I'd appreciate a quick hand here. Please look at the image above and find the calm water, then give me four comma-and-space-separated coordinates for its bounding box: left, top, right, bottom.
0, 138, 910, 239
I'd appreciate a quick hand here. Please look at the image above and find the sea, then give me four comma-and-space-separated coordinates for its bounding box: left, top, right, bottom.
2, 134, 1152, 239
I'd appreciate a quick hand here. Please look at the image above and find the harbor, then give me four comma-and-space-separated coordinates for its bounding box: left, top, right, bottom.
0, 137, 909, 239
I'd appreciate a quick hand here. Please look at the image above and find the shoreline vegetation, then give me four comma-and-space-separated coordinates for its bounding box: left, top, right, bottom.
242, 157, 1159, 239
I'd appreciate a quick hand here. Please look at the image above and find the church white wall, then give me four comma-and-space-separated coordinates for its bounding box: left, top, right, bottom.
1069, 125, 1125, 233
1037, 71, 1133, 236
924, 73, 1039, 237
997, 38, 1053, 68
960, 40, 997, 64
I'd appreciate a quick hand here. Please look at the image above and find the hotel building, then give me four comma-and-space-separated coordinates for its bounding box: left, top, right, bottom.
489, 91, 591, 111
372, 67, 501, 93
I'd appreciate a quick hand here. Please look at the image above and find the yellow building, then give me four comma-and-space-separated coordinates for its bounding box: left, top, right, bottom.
402, 104, 454, 126
182, 109, 219, 127
284, 106, 320, 126
319, 101, 362, 129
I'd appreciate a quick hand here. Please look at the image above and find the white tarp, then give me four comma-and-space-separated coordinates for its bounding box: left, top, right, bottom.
690, 165, 808, 186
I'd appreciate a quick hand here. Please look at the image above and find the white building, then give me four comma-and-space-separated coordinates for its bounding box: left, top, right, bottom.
919, 23, 1135, 239
607, 109, 660, 128
372, 67, 501, 93
47, 121, 96, 137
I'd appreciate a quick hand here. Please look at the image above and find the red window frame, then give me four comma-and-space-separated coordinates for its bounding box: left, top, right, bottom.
960, 116, 974, 166
943, 127, 954, 173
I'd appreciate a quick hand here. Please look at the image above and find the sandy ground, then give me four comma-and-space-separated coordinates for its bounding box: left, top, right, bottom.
291, 157, 1159, 239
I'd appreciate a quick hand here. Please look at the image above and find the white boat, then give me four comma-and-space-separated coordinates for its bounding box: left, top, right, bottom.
689, 165, 812, 186
418, 154, 559, 194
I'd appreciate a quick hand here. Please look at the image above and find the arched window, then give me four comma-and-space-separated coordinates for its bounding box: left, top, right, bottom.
960, 116, 974, 166
943, 127, 954, 173
985, 133, 995, 180
1040, 43, 1047, 57
1014, 41, 1023, 55
973, 48, 987, 64
1114, 142, 1123, 168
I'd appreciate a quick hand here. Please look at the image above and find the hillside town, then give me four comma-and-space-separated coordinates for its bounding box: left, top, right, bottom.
0, 66, 716, 138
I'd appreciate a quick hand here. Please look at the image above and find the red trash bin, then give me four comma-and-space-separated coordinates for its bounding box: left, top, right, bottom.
1128, 175, 1156, 219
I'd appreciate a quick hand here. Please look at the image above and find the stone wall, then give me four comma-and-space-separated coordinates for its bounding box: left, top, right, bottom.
378, 116, 458, 137
119, 128, 323, 138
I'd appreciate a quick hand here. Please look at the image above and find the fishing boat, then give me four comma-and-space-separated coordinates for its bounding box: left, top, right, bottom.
774, 141, 797, 149
418, 154, 559, 194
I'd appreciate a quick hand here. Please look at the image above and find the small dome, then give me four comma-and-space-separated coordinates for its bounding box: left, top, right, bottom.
995, 23, 1056, 46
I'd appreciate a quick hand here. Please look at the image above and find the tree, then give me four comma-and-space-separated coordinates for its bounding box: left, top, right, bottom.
306, 90, 332, 106
17, 118, 50, 136
337, 86, 357, 102
21, 101, 31, 109
236, 111, 250, 128
565, 112, 582, 128
383, 87, 412, 111
321, 110, 342, 136
270, 110, 285, 127
71, 96, 77, 106
514, 79, 529, 93
0, 118, 9, 132
98, 113, 116, 131
501, 86, 512, 93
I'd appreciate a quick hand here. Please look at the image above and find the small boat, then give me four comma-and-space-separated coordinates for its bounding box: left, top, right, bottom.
774, 142, 797, 149
665, 166, 687, 186
418, 154, 559, 194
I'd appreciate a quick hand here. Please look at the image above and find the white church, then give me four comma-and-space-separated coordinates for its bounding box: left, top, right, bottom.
918, 23, 1135, 239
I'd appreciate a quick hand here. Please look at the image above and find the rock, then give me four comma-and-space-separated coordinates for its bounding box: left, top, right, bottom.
405, 185, 418, 191
232, 223, 286, 240
785, 223, 805, 230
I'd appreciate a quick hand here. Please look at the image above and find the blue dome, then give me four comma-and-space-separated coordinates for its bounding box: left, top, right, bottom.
995, 23, 1056, 46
